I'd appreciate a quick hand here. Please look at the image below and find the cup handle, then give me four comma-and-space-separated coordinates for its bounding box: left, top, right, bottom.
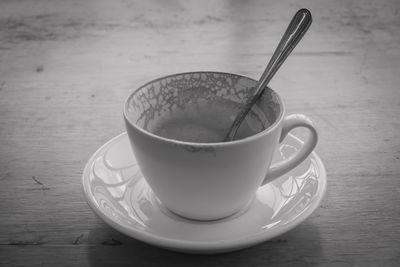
261, 114, 318, 185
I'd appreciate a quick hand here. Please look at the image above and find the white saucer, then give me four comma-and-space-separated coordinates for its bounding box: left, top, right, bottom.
82, 132, 326, 254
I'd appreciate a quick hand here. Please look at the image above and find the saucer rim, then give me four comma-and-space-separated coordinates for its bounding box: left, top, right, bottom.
82, 132, 327, 253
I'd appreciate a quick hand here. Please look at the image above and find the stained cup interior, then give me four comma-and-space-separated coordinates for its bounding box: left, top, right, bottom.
124, 72, 282, 143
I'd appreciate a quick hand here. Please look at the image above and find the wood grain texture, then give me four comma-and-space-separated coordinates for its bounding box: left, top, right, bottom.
1, 0, 399, 266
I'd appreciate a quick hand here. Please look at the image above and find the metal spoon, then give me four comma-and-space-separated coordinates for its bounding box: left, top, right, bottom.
224, 8, 312, 141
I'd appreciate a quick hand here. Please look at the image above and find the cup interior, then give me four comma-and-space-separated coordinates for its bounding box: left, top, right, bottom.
124, 72, 282, 143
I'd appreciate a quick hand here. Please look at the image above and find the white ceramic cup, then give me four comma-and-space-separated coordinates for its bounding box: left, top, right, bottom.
124, 72, 318, 221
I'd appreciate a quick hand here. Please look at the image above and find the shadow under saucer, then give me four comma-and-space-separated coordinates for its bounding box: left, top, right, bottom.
86, 219, 324, 267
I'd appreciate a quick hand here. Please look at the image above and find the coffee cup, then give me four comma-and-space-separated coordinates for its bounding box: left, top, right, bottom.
124, 72, 318, 221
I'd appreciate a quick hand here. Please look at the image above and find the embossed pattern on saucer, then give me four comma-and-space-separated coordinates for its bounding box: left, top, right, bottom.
82, 132, 326, 254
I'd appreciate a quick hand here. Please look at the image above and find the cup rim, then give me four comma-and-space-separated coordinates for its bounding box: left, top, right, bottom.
123, 71, 285, 147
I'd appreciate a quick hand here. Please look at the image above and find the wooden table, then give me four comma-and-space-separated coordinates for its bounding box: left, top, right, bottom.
1, 0, 399, 266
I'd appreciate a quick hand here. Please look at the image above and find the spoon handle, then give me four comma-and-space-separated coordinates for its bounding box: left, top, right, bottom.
225, 9, 312, 141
